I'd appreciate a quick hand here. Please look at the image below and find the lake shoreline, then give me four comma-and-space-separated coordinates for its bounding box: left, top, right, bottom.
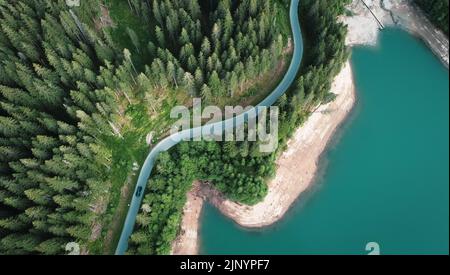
172, 60, 356, 255
171, 0, 448, 255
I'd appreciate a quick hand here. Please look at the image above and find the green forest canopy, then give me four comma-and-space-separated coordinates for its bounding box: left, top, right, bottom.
0, 0, 350, 255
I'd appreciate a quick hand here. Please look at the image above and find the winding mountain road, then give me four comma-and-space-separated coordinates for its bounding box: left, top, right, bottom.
115, 0, 304, 255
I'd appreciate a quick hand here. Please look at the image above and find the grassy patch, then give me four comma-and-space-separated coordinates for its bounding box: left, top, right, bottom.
89, 88, 185, 254
103, 0, 156, 70
101, 168, 140, 255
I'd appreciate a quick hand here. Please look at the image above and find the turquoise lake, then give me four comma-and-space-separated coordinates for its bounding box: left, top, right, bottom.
199, 29, 449, 255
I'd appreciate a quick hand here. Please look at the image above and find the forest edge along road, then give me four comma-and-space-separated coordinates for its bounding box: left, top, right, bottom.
115, 0, 304, 255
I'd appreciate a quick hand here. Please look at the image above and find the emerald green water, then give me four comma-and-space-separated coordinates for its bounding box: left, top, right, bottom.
199, 29, 449, 255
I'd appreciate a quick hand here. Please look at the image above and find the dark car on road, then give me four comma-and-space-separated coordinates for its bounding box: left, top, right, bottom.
135, 187, 143, 197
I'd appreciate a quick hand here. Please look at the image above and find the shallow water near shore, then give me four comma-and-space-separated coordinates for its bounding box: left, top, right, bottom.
199, 29, 449, 255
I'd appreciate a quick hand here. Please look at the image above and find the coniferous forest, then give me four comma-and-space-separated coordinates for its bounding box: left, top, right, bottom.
0, 0, 350, 255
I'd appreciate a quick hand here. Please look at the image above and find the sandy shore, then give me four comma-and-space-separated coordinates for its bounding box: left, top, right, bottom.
171, 0, 448, 255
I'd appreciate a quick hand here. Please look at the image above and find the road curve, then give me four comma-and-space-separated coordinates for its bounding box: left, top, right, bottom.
115, 0, 304, 255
